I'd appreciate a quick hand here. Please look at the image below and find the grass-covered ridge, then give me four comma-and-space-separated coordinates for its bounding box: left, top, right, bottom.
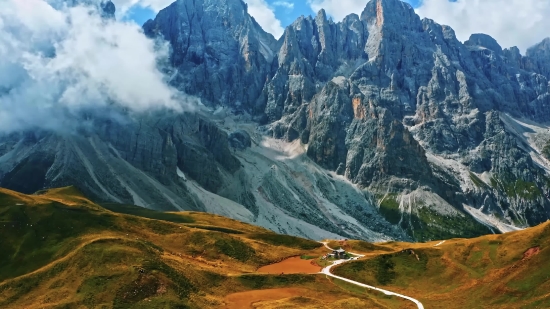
0, 186, 398, 309
101, 203, 195, 224
333, 221, 550, 309
248, 233, 323, 250
2, 186, 549, 309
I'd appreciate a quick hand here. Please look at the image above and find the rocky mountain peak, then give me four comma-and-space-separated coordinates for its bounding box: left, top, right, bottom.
503, 46, 522, 68
100, 1, 115, 18
143, 0, 277, 109
465, 33, 503, 55
525, 37, 550, 78
527, 37, 550, 56
361, 0, 421, 30
316, 8, 328, 21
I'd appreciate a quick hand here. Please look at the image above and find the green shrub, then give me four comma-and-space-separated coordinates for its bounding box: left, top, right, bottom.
214, 238, 256, 262
378, 195, 401, 225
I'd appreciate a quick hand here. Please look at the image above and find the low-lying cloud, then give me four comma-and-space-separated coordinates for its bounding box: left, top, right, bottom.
245, 0, 285, 39
0, 0, 184, 134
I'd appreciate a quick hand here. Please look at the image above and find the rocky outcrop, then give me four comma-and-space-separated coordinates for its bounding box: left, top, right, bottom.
0, 111, 251, 212
261, 0, 550, 235
2, 0, 550, 241
525, 38, 550, 79
143, 0, 277, 112
228, 130, 252, 150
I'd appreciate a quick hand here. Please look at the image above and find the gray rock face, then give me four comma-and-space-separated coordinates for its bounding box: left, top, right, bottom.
179, 0, 550, 238
465, 33, 504, 55
0, 111, 247, 211
143, 0, 277, 111
2, 0, 550, 241
228, 129, 252, 150
526, 38, 550, 79
260, 9, 368, 123
100, 1, 115, 18
261, 0, 550, 235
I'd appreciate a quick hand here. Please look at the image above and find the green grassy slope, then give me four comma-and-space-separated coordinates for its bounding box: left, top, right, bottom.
0, 187, 398, 309
333, 221, 550, 309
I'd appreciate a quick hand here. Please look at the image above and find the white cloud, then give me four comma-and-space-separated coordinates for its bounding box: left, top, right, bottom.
416, 0, 550, 53
245, 0, 285, 38
308, 0, 368, 21
273, 1, 294, 10
0, 0, 187, 133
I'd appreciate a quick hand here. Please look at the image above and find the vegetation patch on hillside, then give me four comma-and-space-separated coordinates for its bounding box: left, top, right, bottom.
185, 224, 244, 234
401, 207, 492, 242
248, 233, 322, 250
0, 201, 117, 281
237, 274, 316, 290
333, 248, 438, 289
490, 177, 543, 201
542, 141, 550, 160
214, 237, 256, 262
378, 194, 401, 225
101, 203, 195, 224
328, 240, 394, 253
469, 172, 489, 188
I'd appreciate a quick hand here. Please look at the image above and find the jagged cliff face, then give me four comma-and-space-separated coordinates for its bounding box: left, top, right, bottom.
256, 0, 550, 237
143, 0, 277, 112
2, 0, 550, 241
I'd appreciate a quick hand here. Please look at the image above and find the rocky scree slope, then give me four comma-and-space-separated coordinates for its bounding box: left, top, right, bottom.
2, 0, 550, 241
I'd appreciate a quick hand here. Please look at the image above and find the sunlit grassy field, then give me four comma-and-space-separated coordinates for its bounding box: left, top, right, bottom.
1, 186, 549, 308
332, 223, 550, 308
0, 187, 408, 308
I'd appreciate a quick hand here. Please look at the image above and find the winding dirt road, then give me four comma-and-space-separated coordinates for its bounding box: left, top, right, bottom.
320, 242, 424, 309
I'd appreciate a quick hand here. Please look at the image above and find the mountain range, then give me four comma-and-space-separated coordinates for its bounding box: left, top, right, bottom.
1, 0, 550, 242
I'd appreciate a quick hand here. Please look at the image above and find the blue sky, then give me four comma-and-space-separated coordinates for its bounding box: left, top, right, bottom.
123, 5, 157, 25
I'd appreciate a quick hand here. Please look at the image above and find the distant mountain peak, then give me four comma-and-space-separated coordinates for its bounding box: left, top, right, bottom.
465, 33, 503, 55
361, 0, 419, 28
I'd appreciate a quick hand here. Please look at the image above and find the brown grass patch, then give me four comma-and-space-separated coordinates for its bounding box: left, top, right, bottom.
257, 257, 321, 275
223, 288, 309, 309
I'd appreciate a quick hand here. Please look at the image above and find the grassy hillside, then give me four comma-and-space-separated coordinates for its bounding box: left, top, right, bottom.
2, 186, 549, 308
333, 222, 550, 308
0, 187, 410, 309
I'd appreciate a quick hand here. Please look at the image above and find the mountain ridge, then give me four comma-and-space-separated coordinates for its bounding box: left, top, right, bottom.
1, 0, 550, 242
